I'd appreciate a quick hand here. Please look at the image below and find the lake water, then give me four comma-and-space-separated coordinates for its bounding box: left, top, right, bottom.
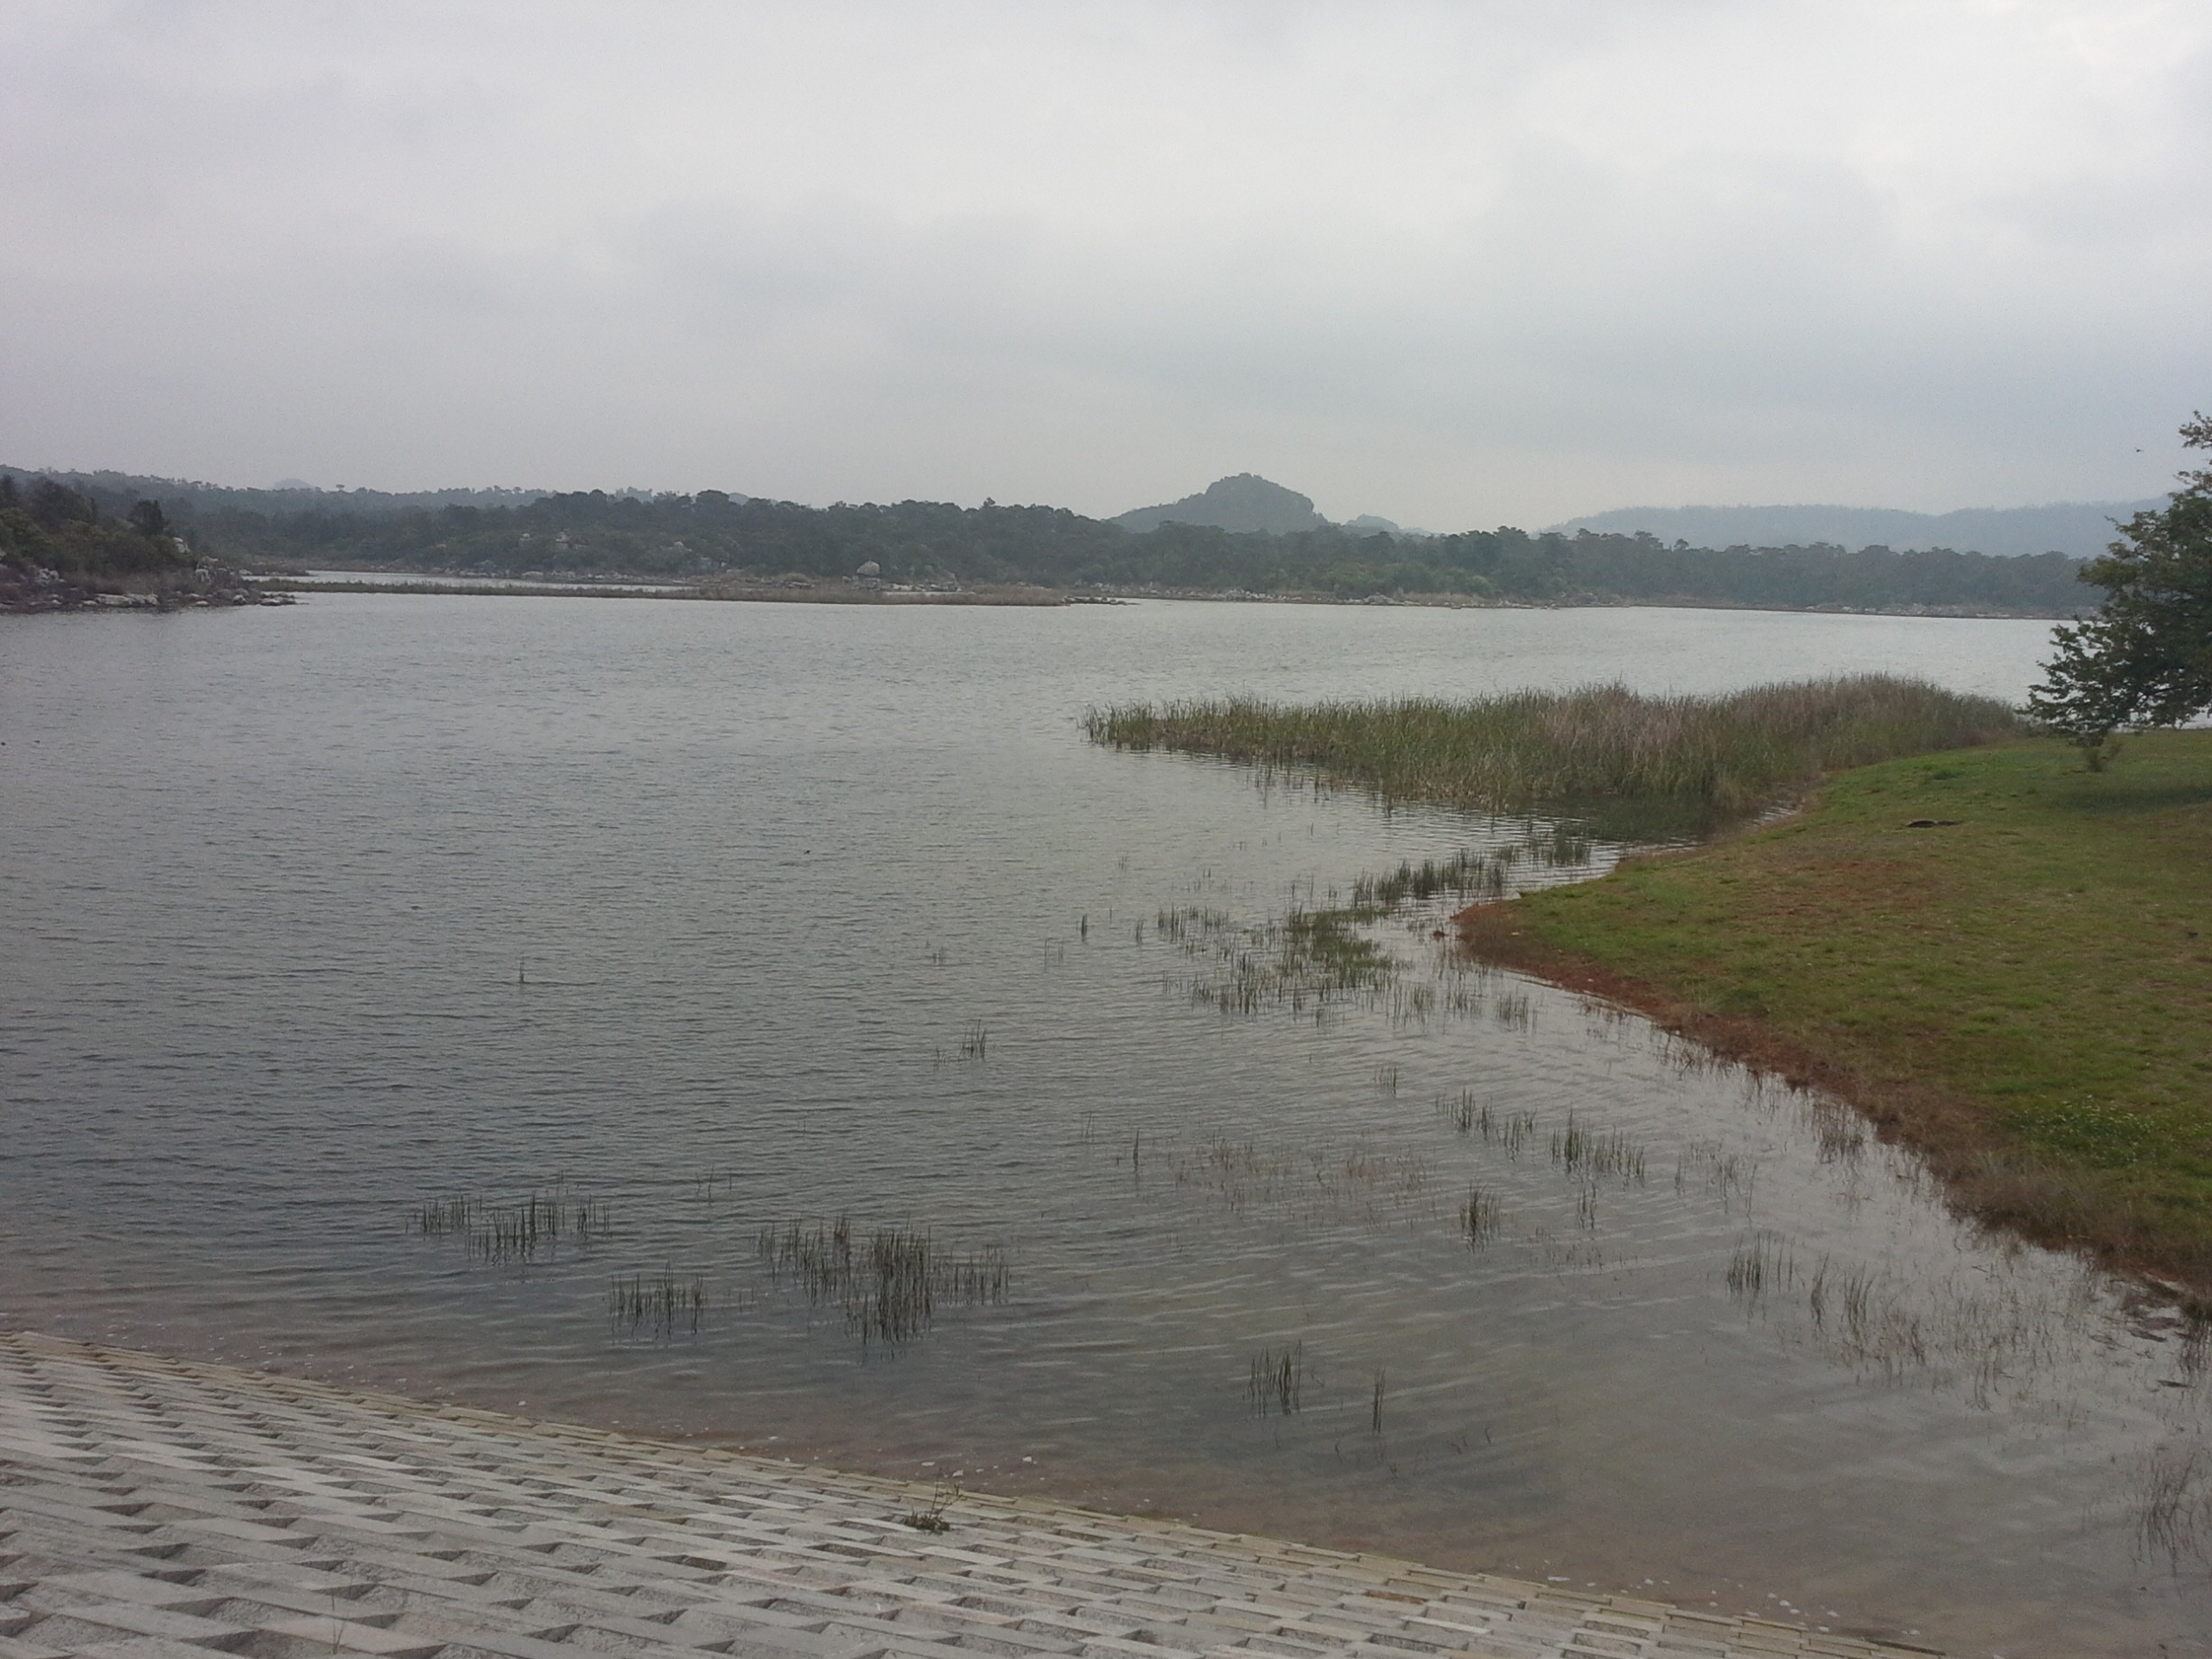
4, 597, 2208, 1657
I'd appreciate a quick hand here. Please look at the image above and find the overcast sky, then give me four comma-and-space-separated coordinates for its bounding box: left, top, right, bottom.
3, 2, 2208, 528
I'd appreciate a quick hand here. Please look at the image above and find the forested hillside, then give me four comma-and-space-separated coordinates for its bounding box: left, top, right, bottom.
0, 467, 2096, 615
0, 475, 244, 608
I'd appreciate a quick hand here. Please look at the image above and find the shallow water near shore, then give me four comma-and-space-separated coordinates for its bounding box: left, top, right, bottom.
4, 596, 2209, 1656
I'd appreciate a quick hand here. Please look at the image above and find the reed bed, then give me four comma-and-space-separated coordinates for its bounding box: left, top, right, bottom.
1086, 676, 2025, 817
756, 1215, 1009, 1347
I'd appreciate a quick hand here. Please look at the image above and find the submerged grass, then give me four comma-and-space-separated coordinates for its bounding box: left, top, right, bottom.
1087, 675, 2024, 822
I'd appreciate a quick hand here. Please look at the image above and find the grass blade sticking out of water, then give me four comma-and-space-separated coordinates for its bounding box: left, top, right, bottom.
1460, 1186, 1503, 1249
1726, 1230, 1797, 1308
1249, 1343, 1304, 1416
2134, 1446, 2212, 1573
1085, 676, 2025, 830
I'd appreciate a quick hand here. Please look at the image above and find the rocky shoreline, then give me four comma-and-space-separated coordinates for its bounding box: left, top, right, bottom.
0, 558, 295, 613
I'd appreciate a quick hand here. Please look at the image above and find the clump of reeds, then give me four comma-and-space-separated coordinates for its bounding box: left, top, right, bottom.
610, 1269, 705, 1338
1675, 1141, 1756, 1211
413, 1196, 474, 1236
1575, 1176, 1602, 1231
1177, 905, 1395, 1017
1806, 1098, 1868, 1165
1155, 906, 1231, 943
2135, 1446, 2211, 1573
1183, 1141, 1294, 1212
1726, 1230, 1798, 1306
1460, 1186, 1503, 1248
1549, 1114, 1647, 1184
1249, 1342, 1304, 1416
1084, 675, 2026, 817
410, 1186, 612, 1263
1353, 849, 1509, 909
1438, 1091, 1536, 1156
756, 1215, 1009, 1346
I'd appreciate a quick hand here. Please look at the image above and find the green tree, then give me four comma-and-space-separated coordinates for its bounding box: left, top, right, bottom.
2026, 413, 2212, 750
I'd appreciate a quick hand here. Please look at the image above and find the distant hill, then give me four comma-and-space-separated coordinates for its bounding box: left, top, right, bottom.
1341, 513, 1433, 538
1548, 500, 2164, 559
1115, 474, 1327, 535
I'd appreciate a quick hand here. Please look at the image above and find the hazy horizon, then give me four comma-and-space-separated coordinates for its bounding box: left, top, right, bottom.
3, 3, 2207, 526
8, 456, 2164, 542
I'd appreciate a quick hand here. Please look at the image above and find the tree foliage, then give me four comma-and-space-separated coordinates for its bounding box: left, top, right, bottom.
2026, 414, 2212, 741
0, 463, 2103, 615
0, 475, 198, 603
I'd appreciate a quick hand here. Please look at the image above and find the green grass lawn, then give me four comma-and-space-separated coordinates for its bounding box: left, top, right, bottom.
1465, 731, 2212, 1288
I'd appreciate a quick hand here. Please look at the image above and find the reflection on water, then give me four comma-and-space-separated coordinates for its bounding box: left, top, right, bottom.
3, 596, 2207, 1656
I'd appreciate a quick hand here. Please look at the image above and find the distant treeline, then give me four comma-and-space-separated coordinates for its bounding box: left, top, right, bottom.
2, 466, 2095, 614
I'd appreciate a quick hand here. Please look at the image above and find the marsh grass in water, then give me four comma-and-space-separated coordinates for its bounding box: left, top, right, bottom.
1675, 1141, 1758, 1211
758, 1215, 1009, 1347
609, 1268, 705, 1338
411, 1186, 612, 1264
1164, 904, 1396, 1017
1177, 1141, 1427, 1226
1459, 1186, 1503, 1249
1485, 731, 2212, 1287
1549, 1114, 1648, 1184
1086, 675, 2024, 823
1352, 830, 1594, 910
1438, 1091, 1537, 1156
2133, 1446, 2212, 1574
1726, 1230, 1799, 1307
1717, 1229, 2128, 1404
1249, 1342, 1305, 1417
1354, 849, 1509, 909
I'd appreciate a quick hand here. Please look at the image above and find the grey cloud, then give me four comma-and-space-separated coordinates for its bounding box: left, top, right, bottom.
0, 0, 2206, 525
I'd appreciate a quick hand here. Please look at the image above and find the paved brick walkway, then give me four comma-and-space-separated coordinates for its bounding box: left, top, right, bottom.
0, 1331, 1936, 1659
